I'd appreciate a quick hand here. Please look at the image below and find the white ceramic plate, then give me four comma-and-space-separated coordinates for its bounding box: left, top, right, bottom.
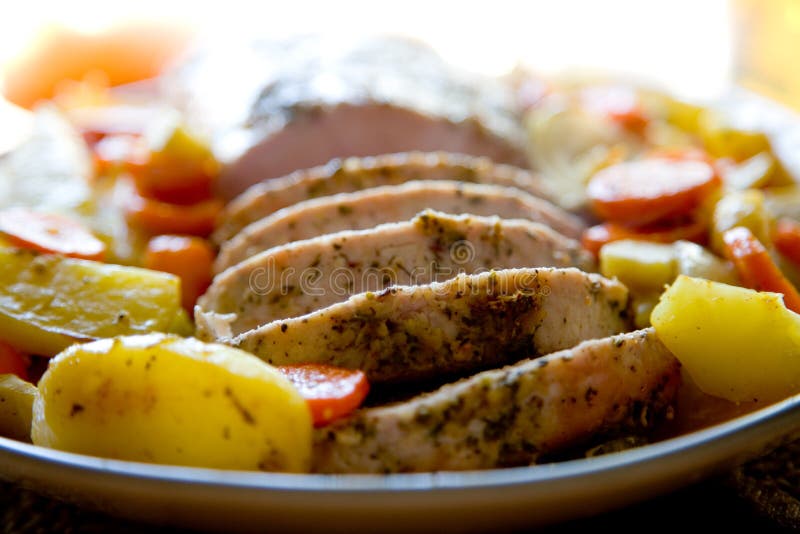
1, 393, 800, 532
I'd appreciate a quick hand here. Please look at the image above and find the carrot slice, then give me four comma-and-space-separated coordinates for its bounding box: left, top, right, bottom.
587, 157, 721, 226
774, 218, 800, 268
0, 342, 29, 381
0, 208, 106, 261
124, 189, 223, 237
581, 218, 708, 257
144, 235, 215, 311
127, 125, 219, 205
277, 364, 370, 427
722, 226, 800, 313
129, 159, 216, 205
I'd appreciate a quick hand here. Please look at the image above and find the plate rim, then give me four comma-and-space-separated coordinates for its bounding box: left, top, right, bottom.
4, 390, 800, 494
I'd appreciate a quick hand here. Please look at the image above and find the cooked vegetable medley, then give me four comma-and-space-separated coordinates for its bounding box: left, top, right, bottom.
1, 36, 800, 474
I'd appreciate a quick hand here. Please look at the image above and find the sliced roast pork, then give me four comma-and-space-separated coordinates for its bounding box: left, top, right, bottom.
312, 328, 680, 473
197, 268, 630, 383
216, 180, 584, 271
197, 211, 594, 336
213, 152, 552, 244
173, 37, 528, 199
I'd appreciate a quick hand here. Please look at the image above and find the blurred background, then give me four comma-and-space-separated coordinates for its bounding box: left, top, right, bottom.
0, 0, 797, 149
0, 0, 735, 96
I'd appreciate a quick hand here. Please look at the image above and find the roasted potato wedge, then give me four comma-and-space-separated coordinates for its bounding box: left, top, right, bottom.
710, 189, 772, 255
0, 248, 189, 356
0, 375, 37, 441
600, 239, 738, 292
600, 240, 677, 292
652, 275, 800, 403
32, 334, 312, 472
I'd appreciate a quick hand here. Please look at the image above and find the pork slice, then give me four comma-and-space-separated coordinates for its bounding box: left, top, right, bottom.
312, 328, 681, 473
196, 210, 595, 336
213, 152, 553, 244
222, 103, 527, 201
198, 268, 629, 384
215, 180, 584, 272
184, 37, 527, 199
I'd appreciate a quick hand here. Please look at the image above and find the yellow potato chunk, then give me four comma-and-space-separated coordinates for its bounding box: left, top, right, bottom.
0, 375, 37, 441
632, 293, 660, 329
672, 241, 739, 285
710, 189, 772, 255
0, 248, 188, 356
32, 334, 312, 472
651, 275, 800, 403
698, 109, 772, 161
600, 240, 677, 292
720, 152, 777, 190
661, 95, 704, 133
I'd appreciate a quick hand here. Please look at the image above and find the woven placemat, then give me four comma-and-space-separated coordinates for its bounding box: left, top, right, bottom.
0, 481, 172, 534
0, 454, 797, 533
730, 439, 800, 530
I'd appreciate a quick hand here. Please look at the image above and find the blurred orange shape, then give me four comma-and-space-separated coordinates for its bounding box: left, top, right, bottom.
3, 22, 192, 109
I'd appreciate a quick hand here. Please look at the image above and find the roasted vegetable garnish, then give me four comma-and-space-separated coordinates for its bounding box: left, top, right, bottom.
0, 248, 189, 356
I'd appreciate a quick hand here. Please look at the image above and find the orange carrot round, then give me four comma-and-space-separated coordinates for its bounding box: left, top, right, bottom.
0, 208, 106, 261
130, 161, 217, 206
0, 342, 29, 381
124, 189, 222, 237
587, 157, 721, 226
774, 218, 800, 268
277, 364, 370, 427
144, 235, 215, 311
723, 226, 800, 313
127, 125, 219, 205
